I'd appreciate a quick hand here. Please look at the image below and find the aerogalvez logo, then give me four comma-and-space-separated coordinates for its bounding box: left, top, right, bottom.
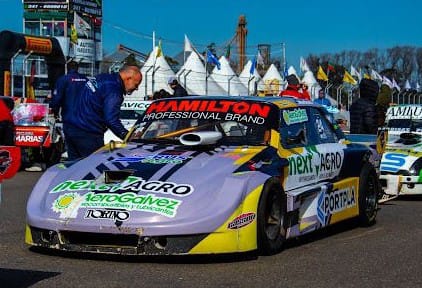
49, 176, 193, 197
317, 186, 356, 225
52, 192, 182, 218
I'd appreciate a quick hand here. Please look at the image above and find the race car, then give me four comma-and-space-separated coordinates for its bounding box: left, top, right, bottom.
379, 104, 422, 201
104, 100, 151, 143
25, 96, 378, 256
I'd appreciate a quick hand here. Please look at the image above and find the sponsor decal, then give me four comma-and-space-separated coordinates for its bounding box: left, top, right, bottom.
85, 209, 130, 222
227, 212, 256, 229
288, 147, 344, 182
16, 134, 44, 143
24, 36, 52, 54
317, 186, 356, 225
52, 192, 181, 218
113, 154, 189, 164
315, 116, 327, 139
121, 101, 151, 111
52, 192, 85, 219
143, 100, 271, 125
49, 176, 193, 197
386, 106, 422, 120
380, 153, 407, 172
283, 108, 308, 125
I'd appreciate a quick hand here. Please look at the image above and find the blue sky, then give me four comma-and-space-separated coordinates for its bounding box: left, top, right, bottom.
1, 0, 421, 69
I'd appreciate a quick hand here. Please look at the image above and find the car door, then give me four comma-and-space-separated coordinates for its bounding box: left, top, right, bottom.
279, 106, 344, 191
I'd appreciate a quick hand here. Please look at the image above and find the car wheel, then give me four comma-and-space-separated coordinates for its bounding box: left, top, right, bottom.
257, 178, 286, 255
358, 162, 378, 226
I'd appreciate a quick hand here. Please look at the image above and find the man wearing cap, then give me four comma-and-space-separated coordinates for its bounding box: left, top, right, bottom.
59, 65, 142, 161
279, 74, 310, 100
168, 77, 188, 97
349, 79, 379, 134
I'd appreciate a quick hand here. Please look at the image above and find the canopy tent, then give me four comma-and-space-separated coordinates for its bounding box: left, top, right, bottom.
212, 56, 248, 96
301, 70, 321, 100
176, 51, 226, 96
238, 60, 261, 95
257, 64, 284, 95
287, 65, 299, 78
129, 46, 175, 100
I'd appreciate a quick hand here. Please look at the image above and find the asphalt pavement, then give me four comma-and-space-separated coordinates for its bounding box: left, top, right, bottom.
0, 171, 421, 288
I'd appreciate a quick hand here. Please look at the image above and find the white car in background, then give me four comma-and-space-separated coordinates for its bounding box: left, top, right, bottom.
104, 100, 151, 143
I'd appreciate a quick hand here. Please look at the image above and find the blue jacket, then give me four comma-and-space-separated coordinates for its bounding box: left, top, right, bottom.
63, 73, 128, 139
51, 69, 88, 122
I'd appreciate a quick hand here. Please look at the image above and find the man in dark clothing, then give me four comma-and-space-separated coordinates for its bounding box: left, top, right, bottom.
50, 61, 88, 161
0, 96, 15, 146
58, 65, 142, 161
168, 77, 188, 97
349, 79, 379, 134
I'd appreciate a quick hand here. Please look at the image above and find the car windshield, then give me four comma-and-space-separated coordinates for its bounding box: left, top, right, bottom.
387, 118, 422, 132
128, 98, 278, 146
119, 109, 144, 120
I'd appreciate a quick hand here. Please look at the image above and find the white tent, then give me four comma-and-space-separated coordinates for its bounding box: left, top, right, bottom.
130, 46, 175, 100
258, 64, 284, 95
212, 56, 248, 96
301, 70, 321, 100
238, 60, 261, 95
287, 65, 299, 78
176, 52, 226, 96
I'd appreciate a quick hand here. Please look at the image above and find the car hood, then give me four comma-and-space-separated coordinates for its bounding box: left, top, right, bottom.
27, 143, 273, 235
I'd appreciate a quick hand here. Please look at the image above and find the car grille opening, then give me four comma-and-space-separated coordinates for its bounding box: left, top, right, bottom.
61, 231, 139, 247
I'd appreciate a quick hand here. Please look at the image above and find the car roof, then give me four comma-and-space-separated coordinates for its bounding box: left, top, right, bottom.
161, 95, 318, 110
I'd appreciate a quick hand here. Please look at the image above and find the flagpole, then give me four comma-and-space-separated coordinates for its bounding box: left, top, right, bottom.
205, 50, 208, 96
152, 31, 155, 51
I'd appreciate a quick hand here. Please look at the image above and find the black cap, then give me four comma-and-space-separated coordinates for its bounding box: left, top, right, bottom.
286, 74, 299, 86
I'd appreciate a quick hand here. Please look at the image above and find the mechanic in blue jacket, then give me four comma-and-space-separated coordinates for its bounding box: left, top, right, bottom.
53, 64, 142, 161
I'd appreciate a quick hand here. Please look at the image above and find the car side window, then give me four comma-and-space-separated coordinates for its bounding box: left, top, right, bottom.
280, 107, 315, 148
308, 107, 338, 144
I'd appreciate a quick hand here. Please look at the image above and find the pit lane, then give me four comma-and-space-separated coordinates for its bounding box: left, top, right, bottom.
1, 172, 421, 288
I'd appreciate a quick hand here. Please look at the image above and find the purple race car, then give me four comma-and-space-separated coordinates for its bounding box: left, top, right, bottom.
25, 96, 378, 256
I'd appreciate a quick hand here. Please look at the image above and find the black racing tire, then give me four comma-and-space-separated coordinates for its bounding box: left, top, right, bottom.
358, 162, 378, 226
257, 177, 286, 255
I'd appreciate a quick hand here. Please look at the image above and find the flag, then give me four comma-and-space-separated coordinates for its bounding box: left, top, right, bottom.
317, 66, 328, 81
327, 63, 335, 72
392, 78, 401, 91
74, 12, 91, 37
70, 24, 78, 44
343, 70, 357, 85
184, 34, 193, 52
382, 76, 393, 89
206, 50, 221, 70
370, 69, 383, 82
300, 57, 310, 72
257, 51, 264, 66
364, 73, 371, 79
250, 57, 257, 75
350, 65, 361, 79
156, 40, 163, 58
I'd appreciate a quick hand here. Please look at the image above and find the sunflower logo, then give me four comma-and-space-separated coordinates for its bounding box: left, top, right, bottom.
52, 193, 84, 218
